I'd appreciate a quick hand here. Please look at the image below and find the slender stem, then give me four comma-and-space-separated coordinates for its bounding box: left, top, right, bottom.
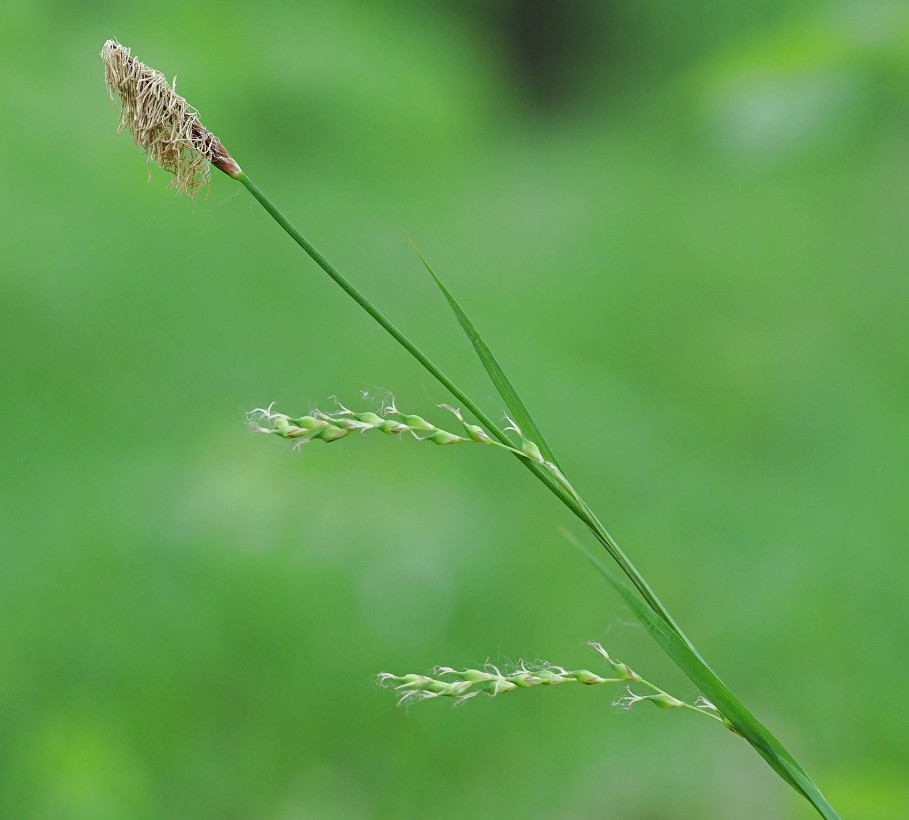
239, 175, 487, 427
235, 171, 838, 819
238, 173, 676, 616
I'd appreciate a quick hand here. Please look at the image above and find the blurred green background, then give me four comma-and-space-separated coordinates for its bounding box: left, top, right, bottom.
2, 1, 907, 817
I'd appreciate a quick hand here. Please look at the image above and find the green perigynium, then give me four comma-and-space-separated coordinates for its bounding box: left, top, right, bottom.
249, 401, 463, 446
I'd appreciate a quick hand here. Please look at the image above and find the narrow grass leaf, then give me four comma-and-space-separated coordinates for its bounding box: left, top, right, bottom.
407, 237, 563, 471
565, 529, 839, 819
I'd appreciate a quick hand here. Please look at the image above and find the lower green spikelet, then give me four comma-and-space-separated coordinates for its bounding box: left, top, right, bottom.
378, 641, 729, 727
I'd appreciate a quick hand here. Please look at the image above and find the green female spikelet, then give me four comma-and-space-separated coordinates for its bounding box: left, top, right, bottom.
250, 399, 582, 500
379, 641, 729, 728
248, 400, 470, 448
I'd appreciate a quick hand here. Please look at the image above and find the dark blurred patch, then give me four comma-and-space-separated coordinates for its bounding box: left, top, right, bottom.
484, 1, 619, 109
457, 0, 800, 109
496, 1, 599, 106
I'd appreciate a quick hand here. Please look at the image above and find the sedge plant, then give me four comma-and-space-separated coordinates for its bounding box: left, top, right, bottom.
101, 39, 839, 818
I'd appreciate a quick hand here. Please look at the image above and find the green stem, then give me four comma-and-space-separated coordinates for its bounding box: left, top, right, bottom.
235, 171, 838, 819
238, 175, 489, 428
237, 176, 653, 597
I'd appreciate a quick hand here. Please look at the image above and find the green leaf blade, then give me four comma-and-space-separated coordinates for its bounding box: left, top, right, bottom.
408, 239, 563, 471
570, 533, 839, 819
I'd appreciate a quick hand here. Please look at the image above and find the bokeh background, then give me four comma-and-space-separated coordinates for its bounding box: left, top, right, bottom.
2, 1, 907, 817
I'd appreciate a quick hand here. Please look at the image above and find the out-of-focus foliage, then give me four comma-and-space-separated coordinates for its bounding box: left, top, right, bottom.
1, 1, 907, 817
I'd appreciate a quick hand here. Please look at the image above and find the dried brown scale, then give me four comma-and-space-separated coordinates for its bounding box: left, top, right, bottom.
101, 39, 240, 197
